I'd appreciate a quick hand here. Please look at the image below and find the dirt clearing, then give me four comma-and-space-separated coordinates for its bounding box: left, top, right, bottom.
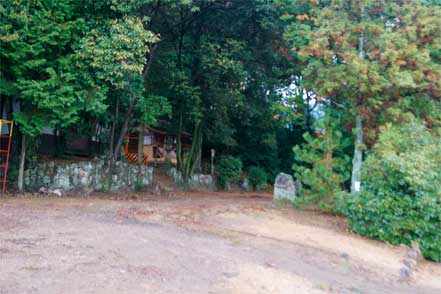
1, 192, 440, 293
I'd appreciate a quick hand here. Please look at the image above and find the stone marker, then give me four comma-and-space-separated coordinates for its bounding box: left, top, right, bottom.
240, 178, 251, 192
273, 173, 296, 202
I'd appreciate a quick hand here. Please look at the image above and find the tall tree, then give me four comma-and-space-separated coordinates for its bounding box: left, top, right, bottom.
282, 0, 441, 195
143, 0, 290, 182
75, 15, 167, 166
0, 0, 106, 191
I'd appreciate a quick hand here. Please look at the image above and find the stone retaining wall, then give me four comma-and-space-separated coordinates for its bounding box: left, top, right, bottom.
168, 168, 215, 190
24, 159, 153, 195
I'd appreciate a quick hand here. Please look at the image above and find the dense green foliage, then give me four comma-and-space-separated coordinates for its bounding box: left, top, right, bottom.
248, 166, 268, 191
293, 113, 351, 211
217, 156, 243, 190
0, 0, 170, 160
0, 0, 92, 136
0, 0, 298, 181
1, 0, 441, 261
344, 117, 441, 261
280, 0, 441, 204
279, 0, 441, 258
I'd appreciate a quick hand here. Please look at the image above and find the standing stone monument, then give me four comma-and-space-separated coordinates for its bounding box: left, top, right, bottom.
240, 178, 251, 192
273, 173, 296, 202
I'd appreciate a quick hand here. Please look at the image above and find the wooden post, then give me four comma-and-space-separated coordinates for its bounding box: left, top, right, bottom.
137, 122, 145, 166
210, 149, 215, 176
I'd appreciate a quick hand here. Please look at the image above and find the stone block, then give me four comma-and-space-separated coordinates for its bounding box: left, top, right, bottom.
273, 173, 296, 203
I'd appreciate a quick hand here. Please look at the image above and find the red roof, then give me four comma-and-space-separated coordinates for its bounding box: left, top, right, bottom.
146, 126, 192, 138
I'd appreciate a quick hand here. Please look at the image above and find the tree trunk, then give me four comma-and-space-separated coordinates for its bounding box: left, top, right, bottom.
189, 122, 202, 176
6, 97, 13, 120
17, 134, 26, 193
143, 43, 158, 79
0, 96, 4, 119
178, 121, 203, 189
109, 96, 120, 157
351, 5, 365, 195
351, 114, 363, 194
184, 122, 198, 178
176, 110, 183, 171
184, 122, 201, 179
112, 99, 133, 164
137, 122, 145, 166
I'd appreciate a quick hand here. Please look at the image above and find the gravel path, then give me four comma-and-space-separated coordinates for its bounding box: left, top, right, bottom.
1, 195, 440, 294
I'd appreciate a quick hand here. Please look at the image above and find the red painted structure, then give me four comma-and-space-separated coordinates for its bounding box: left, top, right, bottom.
0, 120, 13, 193
125, 126, 192, 164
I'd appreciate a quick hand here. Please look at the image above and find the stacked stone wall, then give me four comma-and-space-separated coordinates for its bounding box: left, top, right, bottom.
24, 159, 153, 195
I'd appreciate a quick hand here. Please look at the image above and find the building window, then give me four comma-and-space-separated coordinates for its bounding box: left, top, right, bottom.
144, 135, 153, 145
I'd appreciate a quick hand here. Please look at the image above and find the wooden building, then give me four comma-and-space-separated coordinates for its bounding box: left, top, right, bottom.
124, 126, 192, 164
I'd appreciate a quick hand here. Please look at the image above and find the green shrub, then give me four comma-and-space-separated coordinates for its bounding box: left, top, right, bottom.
293, 114, 351, 212
217, 156, 243, 189
134, 178, 143, 191
248, 166, 268, 191
344, 117, 441, 262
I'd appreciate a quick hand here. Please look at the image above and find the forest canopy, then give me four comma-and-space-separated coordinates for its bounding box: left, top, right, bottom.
1, 0, 441, 261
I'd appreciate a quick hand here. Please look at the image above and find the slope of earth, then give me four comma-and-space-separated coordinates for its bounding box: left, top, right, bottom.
0, 192, 440, 294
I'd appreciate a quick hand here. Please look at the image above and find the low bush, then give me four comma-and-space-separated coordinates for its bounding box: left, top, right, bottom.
217, 156, 243, 189
344, 117, 441, 262
248, 166, 268, 191
134, 178, 143, 191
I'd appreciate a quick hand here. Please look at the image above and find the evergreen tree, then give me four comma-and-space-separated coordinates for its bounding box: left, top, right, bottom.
293, 112, 351, 211
282, 0, 441, 196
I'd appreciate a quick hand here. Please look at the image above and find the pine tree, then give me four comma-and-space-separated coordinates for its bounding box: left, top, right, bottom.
293, 113, 351, 211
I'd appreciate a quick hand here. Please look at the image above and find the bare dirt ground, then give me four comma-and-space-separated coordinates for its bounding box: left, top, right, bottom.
1, 191, 440, 294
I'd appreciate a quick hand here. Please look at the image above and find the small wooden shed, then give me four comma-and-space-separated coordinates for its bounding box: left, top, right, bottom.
124, 126, 191, 164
